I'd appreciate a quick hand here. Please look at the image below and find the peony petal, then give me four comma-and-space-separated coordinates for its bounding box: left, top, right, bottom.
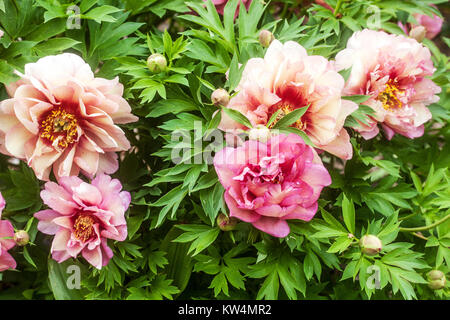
252, 216, 290, 238
34, 209, 63, 235
224, 191, 260, 223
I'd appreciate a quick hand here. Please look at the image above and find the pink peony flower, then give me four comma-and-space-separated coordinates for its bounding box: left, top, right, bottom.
207, 0, 252, 17
412, 11, 443, 39
0, 53, 138, 181
214, 133, 331, 238
34, 174, 130, 269
0, 198, 16, 271
0, 29, 3, 39
0, 192, 5, 218
219, 40, 357, 160
335, 29, 441, 140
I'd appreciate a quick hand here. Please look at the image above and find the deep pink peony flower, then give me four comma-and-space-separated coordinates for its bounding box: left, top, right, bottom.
214, 133, 331, 238
0, 53, 138, 181
207, 0, 252, 17
335, 29, 441, 140
34, 174, 130, 269
0, 195, 16, 271
219, 40, 357, 160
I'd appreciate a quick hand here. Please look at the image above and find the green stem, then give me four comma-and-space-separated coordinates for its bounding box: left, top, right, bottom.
399, 212, 419, 221
333, 0, 344, 16
399, 214, 450, 232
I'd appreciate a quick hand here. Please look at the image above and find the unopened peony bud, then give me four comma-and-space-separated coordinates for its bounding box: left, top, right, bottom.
359, 235, 382, 256
14, 230, 29, 246
427, 270, 446, 290
217, 213, 238, 231
409, 26, 426, 42
147, 53, 167, 73
211, 88, 230, 107
259, 30, 274, 48
248, 125, 271, 143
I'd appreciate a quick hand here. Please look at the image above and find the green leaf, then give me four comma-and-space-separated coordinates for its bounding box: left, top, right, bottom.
222, 106, 253, 128
272, 105, 310, 129
160, 226, 193, 295
342, 95, 371, 103
48, 259, 86, 300
342, 194, 355, 234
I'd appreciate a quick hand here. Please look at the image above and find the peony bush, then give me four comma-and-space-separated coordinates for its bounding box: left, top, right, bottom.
0, 0, 449, 301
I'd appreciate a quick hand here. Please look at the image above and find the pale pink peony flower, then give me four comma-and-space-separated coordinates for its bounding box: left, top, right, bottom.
335, 29, 441, 140
34, 174, 130, 269
207, 0, 252, 17
0, 29, 3, 39
214, 133, 331, 238
219, 40, 357, 160
0, 214, 16, 271
0, 53, 138, 181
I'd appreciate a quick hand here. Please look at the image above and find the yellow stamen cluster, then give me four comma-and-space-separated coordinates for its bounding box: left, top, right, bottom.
73, 215, 95, 243
378, 80, 404, 110
269, 104, 307, 131
40, 107, 78, 149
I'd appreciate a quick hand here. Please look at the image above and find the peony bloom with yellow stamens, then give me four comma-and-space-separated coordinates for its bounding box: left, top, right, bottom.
0, 53, 138, 181
34, 174, 130, 269
218, 40, 357, 160
335, 29, 441, 140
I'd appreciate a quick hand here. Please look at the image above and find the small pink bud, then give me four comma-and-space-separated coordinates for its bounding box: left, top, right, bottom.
211, 88, 230, 107
427, 270, 446, 290
359, 235, 382, 256
259, 30, 275, 48
409, 26, 426, 42
14, 230, 30, 246
147, 53, 167, 73
248, 125, 271, 143
217, 213, 238, 231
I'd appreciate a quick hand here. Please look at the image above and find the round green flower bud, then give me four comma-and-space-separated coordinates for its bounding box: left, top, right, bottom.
147, 53, 167, 73
14, 230, 30, 246
211, 88, 230, 107
427, 270, 446, 290
259, 30, 275, 48
359, 235, 382, 256
217, 213, 238, 231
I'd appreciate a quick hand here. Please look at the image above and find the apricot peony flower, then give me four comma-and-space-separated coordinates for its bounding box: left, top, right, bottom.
214, 133, 331, 238
219, 40, 357, 160
0, 53, 138, 181
34, 174, 130, 269
0, 211, 16, 271
335, 29, 441, 140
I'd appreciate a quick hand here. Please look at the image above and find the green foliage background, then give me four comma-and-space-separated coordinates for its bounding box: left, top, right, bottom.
0, 0, 449, 300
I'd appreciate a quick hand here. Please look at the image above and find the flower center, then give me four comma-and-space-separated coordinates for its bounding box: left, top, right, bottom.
40, 107, 78, 149
73, 215, 95, 242
268, 103, 307, 131
378, 80, 404, 110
